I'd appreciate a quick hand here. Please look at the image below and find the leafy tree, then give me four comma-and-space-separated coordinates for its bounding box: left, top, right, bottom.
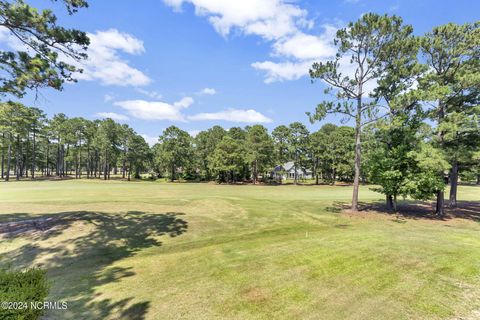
208, 135, 246, 183
156, 126, 192, 182
272, 125, 290, 165
419, 22, 479, 215
195, 126, 226, 180
97, 119, 120, 180
309, 13, 414, 211
287, 122, 309, 185
245, 125, 274, 184
26, 107, 45, 179
126, 132, 151, 180
0, 101, 28, 181
0, 0, 89, 98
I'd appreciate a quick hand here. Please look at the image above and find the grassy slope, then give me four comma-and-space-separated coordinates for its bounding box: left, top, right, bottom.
0, 180, 479, 319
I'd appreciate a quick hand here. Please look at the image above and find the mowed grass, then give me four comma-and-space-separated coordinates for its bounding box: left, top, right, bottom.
0, 180, 479, 319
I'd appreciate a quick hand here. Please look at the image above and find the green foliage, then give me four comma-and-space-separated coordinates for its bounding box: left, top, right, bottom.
309, 124, 354, 183
0, 0, 90, 98
0, 267, 49, 320
195, 126, 226, 180
156, 126, 193, 181
245, 125, 274, 183
208, 135, 246, 183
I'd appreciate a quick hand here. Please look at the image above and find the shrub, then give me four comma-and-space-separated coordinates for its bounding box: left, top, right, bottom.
0, 268, 49, 320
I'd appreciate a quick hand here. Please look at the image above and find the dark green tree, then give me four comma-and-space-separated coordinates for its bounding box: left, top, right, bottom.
309, 13, 415, 211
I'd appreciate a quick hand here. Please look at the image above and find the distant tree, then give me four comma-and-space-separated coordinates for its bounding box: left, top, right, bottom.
245, 125, 274, 184
0, 101, 28, 181
157, 126, 192, 182
287, 122, 309, 185
309, 13, 415, 211
309, 124, 354, 185
0, 0, 89, 98
126, 133, 151, 180
419, 22, 480, 215
97, 119, 120, 180
272, 125, 290, 165
26, 107, 45, 179
209, 135, 246, 183
195, 126, 226, 180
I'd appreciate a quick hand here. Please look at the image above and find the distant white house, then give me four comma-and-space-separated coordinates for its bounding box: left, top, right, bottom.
272, 161, 312, 180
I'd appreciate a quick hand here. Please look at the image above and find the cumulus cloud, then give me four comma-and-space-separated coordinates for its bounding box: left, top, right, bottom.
95, 112, 129, 121
74, 29, 150, 86
103, 94, 114, 102
188, 130, 201, 137
162, 0, 338, 83
0, 27, 151, 87
272, 26, 337, 60
114, 96, 194, 121
140, 134, 159, 146
163, 0, 307, 40
135, 88, 163, 99
251, 60, 313, 83
199, 87, 217, 95
188, 109, 272, 123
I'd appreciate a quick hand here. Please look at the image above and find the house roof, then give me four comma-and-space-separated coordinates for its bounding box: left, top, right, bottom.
283, 161, 295, 171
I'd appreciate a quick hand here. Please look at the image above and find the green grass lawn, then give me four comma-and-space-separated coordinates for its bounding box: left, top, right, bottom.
0, 180, 479, 319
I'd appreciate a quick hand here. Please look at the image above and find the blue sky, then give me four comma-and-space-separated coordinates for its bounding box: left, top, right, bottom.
9, 0, 480, 144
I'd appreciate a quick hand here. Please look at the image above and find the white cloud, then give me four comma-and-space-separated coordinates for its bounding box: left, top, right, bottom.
162, 1, 338, 83
135, 88, 163, 99
74, 29, 151, 87
0, 27, 150, 87
114, 96, 194, 121
140, 134, 159, 146
95, 112, 129, 121
164, 0, 307, 40
272, 26, 337, 60
188, 109, 272, 123
199, 87, 216, 95
251, 60, 313, 83
173, 96, 195, 108
103, 94, 114, 102
188, 130, 201, 137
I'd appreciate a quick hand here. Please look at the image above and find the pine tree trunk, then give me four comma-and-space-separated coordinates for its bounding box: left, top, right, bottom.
352, 97, 362, 212
171, 165, 175, 182
1, 133, 4, 179
6, 139, 11, 182
449, 160, 458, 208
122, 150, 126, 179
31, 131, 36, 179
46, 142, 50, 176
15, 135, 20, 181
332, 167, 336, 186
104, 155, 108, 180
435, 101, 446, 216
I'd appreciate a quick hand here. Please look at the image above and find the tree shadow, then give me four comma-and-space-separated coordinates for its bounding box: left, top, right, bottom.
0, 211, 188, 319
326, 200, 480, 222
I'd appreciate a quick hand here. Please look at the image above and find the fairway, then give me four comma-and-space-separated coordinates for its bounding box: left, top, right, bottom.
0, 181, 479, 319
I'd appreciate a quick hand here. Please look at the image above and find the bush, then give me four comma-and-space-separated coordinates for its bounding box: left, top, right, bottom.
0, 268, 49, 320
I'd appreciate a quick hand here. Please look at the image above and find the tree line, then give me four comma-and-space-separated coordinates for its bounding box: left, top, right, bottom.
308, 14, 479, 215
1, 104, 479, 212
0, 1, 478, 217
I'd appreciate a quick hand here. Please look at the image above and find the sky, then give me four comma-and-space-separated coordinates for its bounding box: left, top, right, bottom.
4, 0, 480, 145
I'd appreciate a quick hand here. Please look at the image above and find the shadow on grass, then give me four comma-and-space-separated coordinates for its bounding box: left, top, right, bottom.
326, 200, 480, 222
0, 211, 188, 319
